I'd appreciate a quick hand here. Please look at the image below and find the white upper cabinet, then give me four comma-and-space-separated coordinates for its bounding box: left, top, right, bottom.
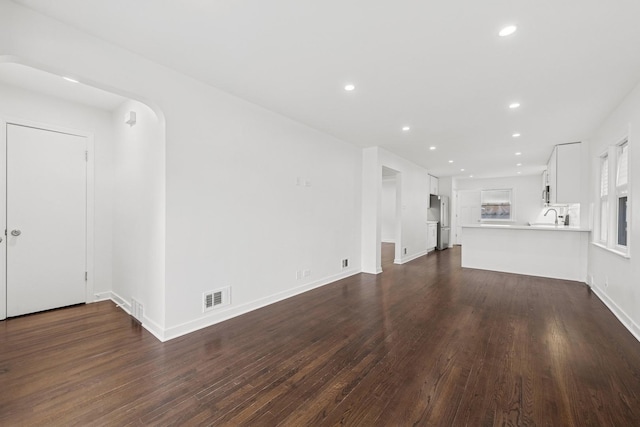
541, 169, 549, 205
547, 142, 581, 204
429, 175, 439, 195
547, 147, 557, 203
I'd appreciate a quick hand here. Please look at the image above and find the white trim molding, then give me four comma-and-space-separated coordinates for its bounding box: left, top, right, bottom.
161, 268, 361, 342
591, 285, 640, 343
394, 249, 429, 265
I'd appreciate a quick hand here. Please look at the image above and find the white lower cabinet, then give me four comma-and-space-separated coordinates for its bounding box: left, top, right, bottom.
427, 223, 437, 251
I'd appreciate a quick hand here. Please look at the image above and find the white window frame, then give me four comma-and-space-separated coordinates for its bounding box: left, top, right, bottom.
480, 188, 514, 222
599, 153, 609, 244
615, 141, 629, 251
594, 136, 630, 258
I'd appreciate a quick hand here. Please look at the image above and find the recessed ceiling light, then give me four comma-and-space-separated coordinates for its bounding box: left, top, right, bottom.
469, 175, 474, 178
509, 102, 521, 109
402, 126, 410, 132
429, 146, 436, 150
515, 152, 522, 156
460, 168, 465, 172
512, 133, 521, 138
517, 171, 522, 174
448, 160, 454, 163
516, 163, 522, 166
63, 77, 79, 83
499, 25, 517, 37
344, 84, 355, 91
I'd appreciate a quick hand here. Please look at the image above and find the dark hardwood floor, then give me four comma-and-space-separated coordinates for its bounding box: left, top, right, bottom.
2, 245, 640, 426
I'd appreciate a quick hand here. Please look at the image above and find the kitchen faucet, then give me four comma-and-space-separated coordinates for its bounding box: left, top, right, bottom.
544, 208, 559, 225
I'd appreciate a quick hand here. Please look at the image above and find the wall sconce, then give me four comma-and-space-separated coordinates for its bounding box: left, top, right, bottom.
125, 111, 137, 126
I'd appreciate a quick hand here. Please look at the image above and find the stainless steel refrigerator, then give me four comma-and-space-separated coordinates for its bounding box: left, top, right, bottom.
430, 195, 450, 250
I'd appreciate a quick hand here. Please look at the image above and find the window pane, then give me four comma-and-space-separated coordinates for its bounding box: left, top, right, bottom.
481, 189, 512, 220
481, 204, 511, 219
601, 155, 608, 197
600, 200, 608, 242
617, 143, 628, 187
618, 196, 627, 247
481, 189, 511, 204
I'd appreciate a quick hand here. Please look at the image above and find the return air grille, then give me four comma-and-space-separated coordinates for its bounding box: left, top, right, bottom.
203, 287, 230, 312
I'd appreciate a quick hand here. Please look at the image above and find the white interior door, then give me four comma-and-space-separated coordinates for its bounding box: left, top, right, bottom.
6, 124, 87, 317
455, 190, 481, 245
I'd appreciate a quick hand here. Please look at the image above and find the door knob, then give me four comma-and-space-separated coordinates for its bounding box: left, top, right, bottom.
11, 229, 21, 236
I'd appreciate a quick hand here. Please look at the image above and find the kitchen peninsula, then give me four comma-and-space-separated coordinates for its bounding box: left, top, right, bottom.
461, 224, 590, 281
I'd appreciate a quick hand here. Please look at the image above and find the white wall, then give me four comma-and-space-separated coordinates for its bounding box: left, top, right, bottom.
453, 174, 543, 225
381, 177, 397, 242
587, 80, 640, 341
112, 100, 165, 330
0, 82, 115, 300
361, 147, 429, 273
361, 147, 380, 273
0, 2, 363, 340
438, 176, 453, 201
162, 94, 362, 338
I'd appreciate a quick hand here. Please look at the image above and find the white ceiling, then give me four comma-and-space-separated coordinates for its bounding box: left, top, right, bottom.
0, 63, 126, 111
13, 0, 640, 178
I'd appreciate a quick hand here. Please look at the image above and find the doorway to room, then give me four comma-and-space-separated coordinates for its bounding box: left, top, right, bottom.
0, 59, 166, 324
380, 166, 402, 268
453, 189, 481, 245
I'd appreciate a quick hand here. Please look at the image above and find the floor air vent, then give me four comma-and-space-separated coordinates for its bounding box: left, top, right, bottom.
203, 287, 230, 312
131, 298, 144, 323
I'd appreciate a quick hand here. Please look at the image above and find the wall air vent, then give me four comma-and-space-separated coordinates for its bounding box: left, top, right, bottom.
203, 287, 231, 312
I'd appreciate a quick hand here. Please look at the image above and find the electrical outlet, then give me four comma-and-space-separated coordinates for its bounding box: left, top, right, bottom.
303, 269, 311, 278
296, 270, 303, 280
342, 258, 349, 268
404, 247, 407, 255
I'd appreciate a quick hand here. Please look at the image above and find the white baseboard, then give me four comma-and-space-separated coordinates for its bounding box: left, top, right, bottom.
394, 249, 428, 265
93, 291, 112, 303
106, 291, 131, 314
92, 269, 640, 346
162, 268, 362, 342
592, 285, 640, 343
141, 314, 165, 341
93, 291, 165, 340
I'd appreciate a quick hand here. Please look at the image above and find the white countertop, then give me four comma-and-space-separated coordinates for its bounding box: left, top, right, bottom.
462, 223, 590, 232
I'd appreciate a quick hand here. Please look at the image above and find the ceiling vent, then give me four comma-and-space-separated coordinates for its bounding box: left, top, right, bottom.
203, 287, 230, 312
